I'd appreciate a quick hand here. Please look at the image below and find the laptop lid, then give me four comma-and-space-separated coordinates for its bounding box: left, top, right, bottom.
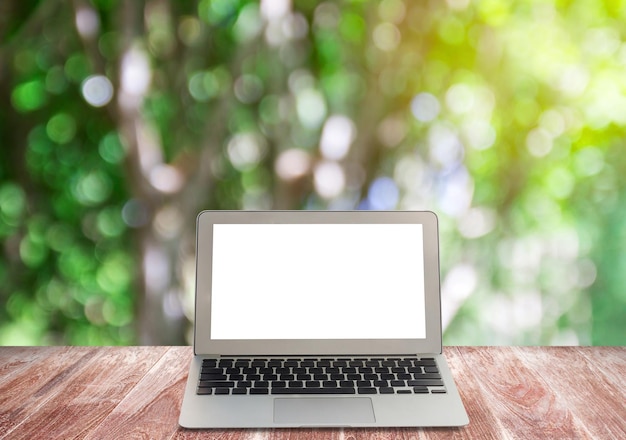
193, 210, 442, 356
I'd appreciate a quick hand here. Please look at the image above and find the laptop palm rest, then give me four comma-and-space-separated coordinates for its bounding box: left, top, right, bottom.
274, 398, 375, 425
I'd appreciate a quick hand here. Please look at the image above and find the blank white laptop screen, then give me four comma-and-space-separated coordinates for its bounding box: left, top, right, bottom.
210, 224, 426, 340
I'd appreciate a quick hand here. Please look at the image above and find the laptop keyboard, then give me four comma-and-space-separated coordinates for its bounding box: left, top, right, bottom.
196, 357, 447, 395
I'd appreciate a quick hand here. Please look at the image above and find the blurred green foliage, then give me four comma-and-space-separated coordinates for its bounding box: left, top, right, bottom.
1, 0, 625, 346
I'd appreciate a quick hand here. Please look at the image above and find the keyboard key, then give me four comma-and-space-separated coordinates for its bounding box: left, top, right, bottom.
272, 381, 287, 388
200, 373, 227, 381
431, 389, 447, 394
250, 388, 269, 395
196, 387, 213, 395
232, 388, 247, 395
358, 387, 377, 394
412, 373, 441, 380
272, 387, 355, 395
199, 380, 235, 388
408, 379, 444, 387
219, 359, 234, 367
215, 388, 231, 395
413, 386, 429, 394
305, 380, 321, 388
379, 387, 394, 394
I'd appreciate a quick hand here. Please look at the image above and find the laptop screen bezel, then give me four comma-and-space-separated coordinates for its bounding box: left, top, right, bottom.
193, 210, 443, 356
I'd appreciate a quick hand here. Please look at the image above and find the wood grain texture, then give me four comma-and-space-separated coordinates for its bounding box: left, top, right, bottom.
0, 346, 99, 437
0, 346, 169, 440
453, 346, 588, 440
86, 346, 189, 440
0, 346, 624, 440
513, 346, 626, 439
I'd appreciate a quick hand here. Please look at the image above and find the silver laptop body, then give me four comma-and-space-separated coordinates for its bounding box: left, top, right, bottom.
179, 210, 469, 428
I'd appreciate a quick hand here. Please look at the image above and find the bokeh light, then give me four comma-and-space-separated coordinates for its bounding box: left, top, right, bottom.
320, 115, 356, 161
411, 93, 440, 122
81, 75, 114, 107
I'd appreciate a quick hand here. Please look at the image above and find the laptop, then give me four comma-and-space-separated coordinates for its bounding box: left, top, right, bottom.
179, 210, 469, 428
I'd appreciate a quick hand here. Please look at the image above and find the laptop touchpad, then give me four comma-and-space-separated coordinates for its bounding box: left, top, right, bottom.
274, 398, 375, 425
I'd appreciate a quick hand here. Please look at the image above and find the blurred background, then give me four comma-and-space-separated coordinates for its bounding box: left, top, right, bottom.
1, 0, 625, 346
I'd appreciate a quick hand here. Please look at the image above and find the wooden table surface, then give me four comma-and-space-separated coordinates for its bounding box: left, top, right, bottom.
0, 346, 624, 439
